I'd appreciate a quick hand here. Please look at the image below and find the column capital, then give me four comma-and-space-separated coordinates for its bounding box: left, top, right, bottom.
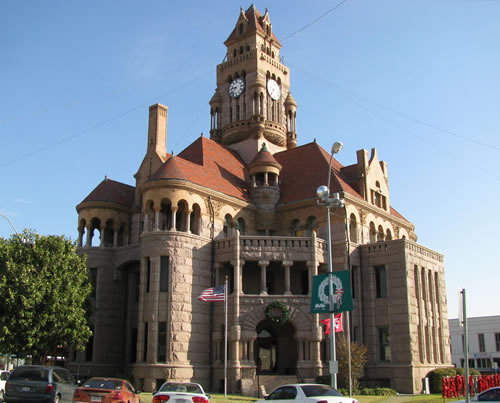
282, 260, 293, 268
258, 260, 269, 268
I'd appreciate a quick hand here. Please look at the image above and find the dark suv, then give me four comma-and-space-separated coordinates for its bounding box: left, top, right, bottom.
4, 365, 77, 403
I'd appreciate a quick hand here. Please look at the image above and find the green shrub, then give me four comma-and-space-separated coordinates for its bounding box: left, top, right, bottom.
455, 368, 480, 376
358, 387, 397, 396
427, 368, 457, 393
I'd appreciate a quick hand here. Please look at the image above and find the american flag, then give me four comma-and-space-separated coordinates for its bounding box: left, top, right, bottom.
198, 285, 225, 302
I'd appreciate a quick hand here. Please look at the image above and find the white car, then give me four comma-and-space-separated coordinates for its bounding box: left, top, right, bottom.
0, 371, 10, 401
455, 386, 500, 402
255, 384, 359, 403
152, 382, 210, 403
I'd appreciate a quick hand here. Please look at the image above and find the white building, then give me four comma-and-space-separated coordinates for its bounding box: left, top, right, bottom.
449, 316, 500, 371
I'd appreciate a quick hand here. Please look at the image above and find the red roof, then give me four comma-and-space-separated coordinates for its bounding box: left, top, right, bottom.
148, 136, 250, 201
80, 178, 135, 208
79, 138, 408, 223
274, 142, 362, 204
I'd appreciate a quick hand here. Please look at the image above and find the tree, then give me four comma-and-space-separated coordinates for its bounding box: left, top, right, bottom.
336, 334, 367, 391
0, 230, 92, 363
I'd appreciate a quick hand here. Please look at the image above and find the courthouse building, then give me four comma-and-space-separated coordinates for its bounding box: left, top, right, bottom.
69, 5, 451, 394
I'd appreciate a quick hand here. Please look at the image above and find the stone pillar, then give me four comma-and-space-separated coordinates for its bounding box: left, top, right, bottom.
170, 206, 178, 231
283, 260, 292, 295
113, 229, 118, 247
154, 210, 160, 231
186, 209, 191, 233
258, 260, 269, 295
264, 172, 269, 186
148, 256, 161, 363
99, 225, 105, 247
85, 226, 92, 247
144, 213, 149, 233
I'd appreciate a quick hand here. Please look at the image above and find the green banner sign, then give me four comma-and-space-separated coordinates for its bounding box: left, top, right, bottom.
310, 270, 353, 313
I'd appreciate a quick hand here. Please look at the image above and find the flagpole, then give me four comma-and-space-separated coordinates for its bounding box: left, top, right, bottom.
224, 276, 228, 399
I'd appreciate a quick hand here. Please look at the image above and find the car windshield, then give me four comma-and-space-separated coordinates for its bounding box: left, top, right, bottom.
9, 367, 48, 382
159, 383, 202, 394
300, 385, 343, 397
83, 379, 122, 390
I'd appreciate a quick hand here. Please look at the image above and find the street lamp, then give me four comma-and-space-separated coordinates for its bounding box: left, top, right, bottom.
0, 214, 23, 241
317, 141, 345, 389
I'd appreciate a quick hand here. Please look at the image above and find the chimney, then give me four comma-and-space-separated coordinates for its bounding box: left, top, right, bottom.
148, 104, 168, 160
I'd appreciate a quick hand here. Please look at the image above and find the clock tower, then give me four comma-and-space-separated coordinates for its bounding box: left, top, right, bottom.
209, 5, 298, 163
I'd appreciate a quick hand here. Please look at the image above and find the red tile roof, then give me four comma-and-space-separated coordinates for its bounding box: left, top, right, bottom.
148, 136, 250, 201
80, 178, 135, 208
274, 142, 363, 204
79, 138, 408, 223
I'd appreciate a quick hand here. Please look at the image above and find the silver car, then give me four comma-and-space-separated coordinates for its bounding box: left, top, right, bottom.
4, 365, 77, 403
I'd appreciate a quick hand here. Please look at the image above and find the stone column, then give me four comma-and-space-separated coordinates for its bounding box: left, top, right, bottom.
85, 226, 92, 247
185, 209, 191, 233
154, 210, 160, 231
144, 213, 149, 233
113, 227, 118, 247
170, 206, 178, 231
148, 256, 161, 363
258, 260, 269, 295
283, 260, 292, 295
99, 225, 105, 247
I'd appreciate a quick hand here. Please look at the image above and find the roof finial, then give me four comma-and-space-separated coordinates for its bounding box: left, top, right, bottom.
260, 142, 270, 152
104, 175, 108, 181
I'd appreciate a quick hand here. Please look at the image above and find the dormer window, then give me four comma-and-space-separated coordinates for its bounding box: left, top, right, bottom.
239, 23, 244, 35
371, 181, 387, 210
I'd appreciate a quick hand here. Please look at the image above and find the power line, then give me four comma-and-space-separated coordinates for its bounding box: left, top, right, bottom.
0, 71, 212, 168
294, 67, 500, 180
280, 0, 352, 43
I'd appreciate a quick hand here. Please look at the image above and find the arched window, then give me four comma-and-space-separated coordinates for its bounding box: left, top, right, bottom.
90, 217, 101, 247
239, 23, 244, 34
103, 219, 114, 247
291, 219, 300, 236
233, 49, 237, 57
349, 214, 358, 243
377, 225, 384, 242
239, 46, 243, 55
369, 222, 376, 243
190, 204, 201, 235
223, 214, 233, 237
160, 199, 172, 231
237, 218, 246, 235
386, 229, 392, 241
176, 200, 188, 232
306, 216, 317, 235
145, 201, 155, 232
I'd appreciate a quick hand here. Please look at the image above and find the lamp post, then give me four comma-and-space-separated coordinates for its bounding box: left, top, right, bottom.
316, 142, 345, 389
0, 214, 23, 241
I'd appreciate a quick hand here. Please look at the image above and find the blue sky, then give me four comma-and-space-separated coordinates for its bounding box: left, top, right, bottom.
1, 0, 499, 319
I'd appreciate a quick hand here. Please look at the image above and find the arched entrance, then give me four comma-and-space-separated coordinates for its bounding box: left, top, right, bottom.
255, 319, 297, 375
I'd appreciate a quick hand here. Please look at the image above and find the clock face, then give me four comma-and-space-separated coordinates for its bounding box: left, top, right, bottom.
229, 78, 245, 98
267, 79, 281, 100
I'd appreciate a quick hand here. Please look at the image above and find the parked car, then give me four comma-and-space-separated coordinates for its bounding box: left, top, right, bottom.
153, 382, 209, 403
255, 384, 359, 403
4, 365, 77, 403
0, 370, 10, 401
455, 386, 500, 402
72, 377, 141, 403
